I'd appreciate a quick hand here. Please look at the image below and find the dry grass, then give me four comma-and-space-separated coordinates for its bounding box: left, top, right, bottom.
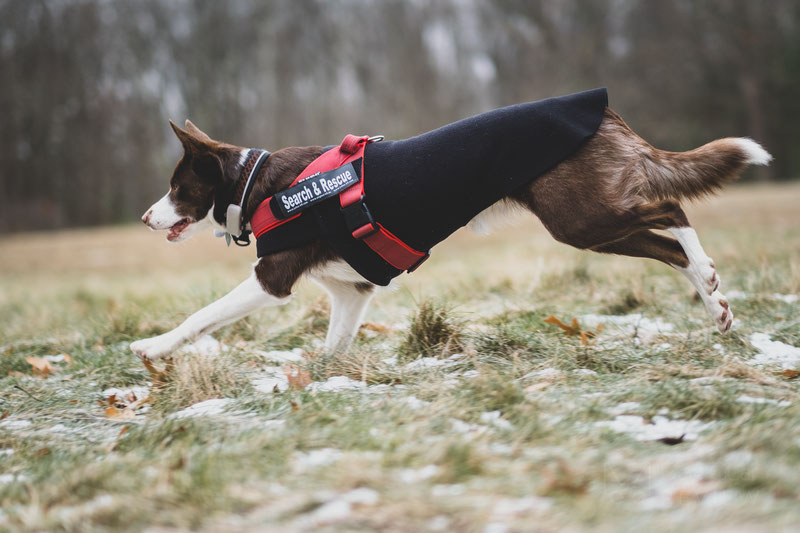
1, 183, 799, 532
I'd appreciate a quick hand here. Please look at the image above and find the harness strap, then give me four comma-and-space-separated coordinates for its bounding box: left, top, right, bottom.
251, 135, 429, 273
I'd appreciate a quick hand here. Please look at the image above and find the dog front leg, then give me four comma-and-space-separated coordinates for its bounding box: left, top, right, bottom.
316, 278, 375, 353
130, 271, 289, 360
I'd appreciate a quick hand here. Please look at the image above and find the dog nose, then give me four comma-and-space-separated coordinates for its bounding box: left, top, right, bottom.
142, 210, 151, 225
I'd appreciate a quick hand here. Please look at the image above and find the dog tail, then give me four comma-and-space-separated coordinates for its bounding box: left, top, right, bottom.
633, 136, 772, 202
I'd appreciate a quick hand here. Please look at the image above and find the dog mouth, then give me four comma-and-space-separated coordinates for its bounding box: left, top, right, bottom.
167, 218, 192, 241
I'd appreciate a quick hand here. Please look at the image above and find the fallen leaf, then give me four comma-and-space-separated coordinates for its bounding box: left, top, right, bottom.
126, 391, 137, 403
545, 316, 603, 345
63, 353, 72, 364
25, 357, 53, 378
1, 411, 9, 420
127, 395, 151, 411
775, 368, 800, 379
284, 365, 311, 390
105, 406, 135, 420
106, 394, 118, 406
117, 426, 129, 439
672, 480, 720, 503
35, 447, 51, 457
360, 322, 391, 333
544, 315, 582, 336
657, 434, 686, 446
142, 358, 171, 386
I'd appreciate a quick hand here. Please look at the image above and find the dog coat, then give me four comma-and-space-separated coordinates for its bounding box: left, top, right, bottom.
252, 88, 608, 286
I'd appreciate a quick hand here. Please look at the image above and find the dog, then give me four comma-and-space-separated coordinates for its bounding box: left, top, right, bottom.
130, 90, 771, 361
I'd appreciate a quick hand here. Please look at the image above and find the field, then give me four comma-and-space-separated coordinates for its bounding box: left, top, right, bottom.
1, 183, 799, 532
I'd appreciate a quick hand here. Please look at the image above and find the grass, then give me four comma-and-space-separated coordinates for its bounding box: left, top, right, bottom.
0, 183, 799, 532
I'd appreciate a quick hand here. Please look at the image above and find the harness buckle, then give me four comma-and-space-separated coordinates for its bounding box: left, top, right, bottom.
341, 196, 379, 239
407, 251, 430, 273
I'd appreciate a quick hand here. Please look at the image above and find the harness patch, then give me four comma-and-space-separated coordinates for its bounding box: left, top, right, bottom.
271, 162, 359, 219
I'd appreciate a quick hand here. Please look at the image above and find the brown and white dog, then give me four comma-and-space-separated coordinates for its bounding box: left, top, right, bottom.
130, 111, 771, 360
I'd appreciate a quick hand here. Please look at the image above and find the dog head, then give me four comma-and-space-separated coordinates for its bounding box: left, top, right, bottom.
141, 120, 233, 242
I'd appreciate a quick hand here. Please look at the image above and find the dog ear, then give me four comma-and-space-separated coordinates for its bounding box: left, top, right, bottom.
169, 119, 212, 153
184, 119, 214, 143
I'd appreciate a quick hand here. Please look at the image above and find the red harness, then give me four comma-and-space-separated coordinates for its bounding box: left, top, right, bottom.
251, 134, 429, 272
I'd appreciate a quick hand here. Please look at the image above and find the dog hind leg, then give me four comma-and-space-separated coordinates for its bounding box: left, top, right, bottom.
589, 207, 733, 334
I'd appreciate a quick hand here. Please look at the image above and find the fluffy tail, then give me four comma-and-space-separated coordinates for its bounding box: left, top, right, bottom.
635, 137, 772, 202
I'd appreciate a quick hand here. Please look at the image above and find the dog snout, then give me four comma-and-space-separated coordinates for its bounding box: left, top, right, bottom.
142, 210, 152, 226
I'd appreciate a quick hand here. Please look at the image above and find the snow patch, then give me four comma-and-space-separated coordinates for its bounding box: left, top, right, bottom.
255, 348, 304, 363
581, 313, 674, 339
404, 353, 464, 371
307, 376, 365, 393
102, 386, 149, 403
480, 410, 514, 430
520, 367, 561, 380
747, 333, 800, 369
736, 395, 790, 407
607, 402, 642, 416
398, 465, 439, 483
252, 367, 290, 393
595, 415, 712, 441
176, 335, 226, 357
294, 448, 342, 470
404, 395, 431, 410
170, 398, 234, 419
0, 419, 31, 430
772, 293, 799, 304
308, 487, 380, 524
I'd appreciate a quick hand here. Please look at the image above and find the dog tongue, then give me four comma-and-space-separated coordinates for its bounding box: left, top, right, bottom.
167, 219, 189, 241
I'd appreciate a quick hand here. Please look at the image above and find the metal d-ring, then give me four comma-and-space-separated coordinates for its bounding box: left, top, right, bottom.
368, 135, 384, 143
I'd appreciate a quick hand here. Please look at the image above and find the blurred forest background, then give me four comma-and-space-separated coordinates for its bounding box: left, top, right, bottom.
1, 0, 798, 232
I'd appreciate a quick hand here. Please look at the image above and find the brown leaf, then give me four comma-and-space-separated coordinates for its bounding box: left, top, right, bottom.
1, 410, 9, 420
360, 322, 391, 333
545, 316, 603, 345
105, 406, 135, 420
126, 391, 137, 403
544, 315, 582, 336
127, 395, 151, 411
657, 434, 686, 446
25, 357, 53, 378
117, 426, 129, 439
776, 368, 800, 379
142, 358, 171, 386
106, 394, 118, 406
35, 447, 51, 457
63, 353, 72, 364
284, 365, 311, 390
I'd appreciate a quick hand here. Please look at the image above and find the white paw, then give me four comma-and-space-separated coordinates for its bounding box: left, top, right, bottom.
130, 334, 180, 361
696, 258, 719, 295
704, 291, 733, 334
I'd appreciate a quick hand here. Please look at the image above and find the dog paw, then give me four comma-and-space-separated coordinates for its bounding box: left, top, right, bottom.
705, 291, 733, 334
697, 258, 720, 295
130, 334, 179, 361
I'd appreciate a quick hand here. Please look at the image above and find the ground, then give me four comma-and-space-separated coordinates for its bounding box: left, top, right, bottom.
1, 183, 799, 533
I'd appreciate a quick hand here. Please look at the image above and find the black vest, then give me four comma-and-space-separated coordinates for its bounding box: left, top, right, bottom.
257, 88, 608, 285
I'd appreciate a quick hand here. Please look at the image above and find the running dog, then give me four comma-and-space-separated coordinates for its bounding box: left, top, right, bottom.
130, 89, 771, 360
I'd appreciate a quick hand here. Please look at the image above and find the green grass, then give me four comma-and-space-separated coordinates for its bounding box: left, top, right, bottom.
0, 183, 799, 532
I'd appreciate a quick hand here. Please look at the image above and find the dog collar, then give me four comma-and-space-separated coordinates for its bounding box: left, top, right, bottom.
221, 148, 270, 246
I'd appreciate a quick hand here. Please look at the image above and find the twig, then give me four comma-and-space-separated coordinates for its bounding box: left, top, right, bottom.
14, 384, 42, 401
